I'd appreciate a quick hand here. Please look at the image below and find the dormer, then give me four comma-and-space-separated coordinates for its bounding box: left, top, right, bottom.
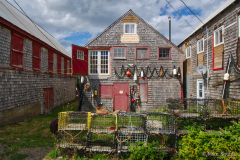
121, 14, 140, 43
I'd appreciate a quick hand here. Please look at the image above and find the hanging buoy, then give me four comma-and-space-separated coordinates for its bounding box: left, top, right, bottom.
131, 99, 135, 102
126, 71, 131, 76
224, 73, 229, 81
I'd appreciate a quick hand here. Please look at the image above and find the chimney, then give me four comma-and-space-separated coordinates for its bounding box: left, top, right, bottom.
168, 16, 171, 42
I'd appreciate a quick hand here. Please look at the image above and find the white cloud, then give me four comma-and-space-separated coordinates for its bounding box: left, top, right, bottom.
6, 0, 228, 49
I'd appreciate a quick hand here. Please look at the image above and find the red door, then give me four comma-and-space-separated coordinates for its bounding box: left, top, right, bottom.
113, 83, 129, 112
72, 45, 88, 75
43, 88, 54, 114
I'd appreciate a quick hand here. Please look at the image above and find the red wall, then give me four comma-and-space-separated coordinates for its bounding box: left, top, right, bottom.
72, 45, 88, 75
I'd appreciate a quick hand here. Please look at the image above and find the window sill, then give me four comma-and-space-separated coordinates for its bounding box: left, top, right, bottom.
214, 42, 224, 48
186, 57, 191, 59
89, 75, 110, 80
197, 51, 204, 54
158, 58, 172, 60
113, 58, 127, 60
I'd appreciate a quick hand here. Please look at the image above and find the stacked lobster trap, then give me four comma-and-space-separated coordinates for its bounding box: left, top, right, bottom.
57, 111, 176, 153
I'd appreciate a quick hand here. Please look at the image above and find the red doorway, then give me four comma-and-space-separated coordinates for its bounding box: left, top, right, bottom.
113, 83, 129, 112
43, 88, 54, 114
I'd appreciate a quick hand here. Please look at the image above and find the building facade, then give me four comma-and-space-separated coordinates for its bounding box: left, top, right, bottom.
178, 0, 240, 99
0, 0, 75, 125
72, 10, 183, 112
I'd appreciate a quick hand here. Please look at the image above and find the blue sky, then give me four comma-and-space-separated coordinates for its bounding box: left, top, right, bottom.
6, 0, 228, 54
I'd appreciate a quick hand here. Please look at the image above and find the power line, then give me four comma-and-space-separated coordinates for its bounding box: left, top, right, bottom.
180, 0, 205, 25
166, 0, 194, 30
13, 0, 62, 53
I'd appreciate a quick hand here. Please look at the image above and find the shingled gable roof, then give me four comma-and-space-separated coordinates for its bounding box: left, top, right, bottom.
84, 9, 183, 54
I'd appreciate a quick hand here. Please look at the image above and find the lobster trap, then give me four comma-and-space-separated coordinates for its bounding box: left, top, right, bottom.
58, 112, 88, 149
145, 113, 175, 134
58, 112, 88, 130
117, 132, 148, 152
117, 113, 146, 133
88, 113, 117, 134
86, 133, 116, 152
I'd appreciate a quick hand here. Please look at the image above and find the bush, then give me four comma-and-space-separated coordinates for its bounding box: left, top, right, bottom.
176, 121, 240, 160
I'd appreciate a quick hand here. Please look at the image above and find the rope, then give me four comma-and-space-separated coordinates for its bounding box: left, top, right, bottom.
116, 133, 132, 143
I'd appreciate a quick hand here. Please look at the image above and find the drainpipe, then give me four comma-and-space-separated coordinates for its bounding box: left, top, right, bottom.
168, 16, 171, 42
206, 26, 209, 98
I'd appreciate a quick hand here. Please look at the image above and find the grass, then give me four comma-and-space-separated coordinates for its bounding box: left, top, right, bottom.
0, 100, 78, 159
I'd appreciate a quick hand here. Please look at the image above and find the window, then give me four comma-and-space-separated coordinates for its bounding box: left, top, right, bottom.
135, 47, 149, 59
48, 51, 53, 73
197, 79, 204, 99
186, 46, 191, 59
214, 26, 224, 47
89, 50, 109, 75
158, 47, 171, 59
113, 47, 127, 59
77, 50, 84, 60
197, 38, 204, 53
124, 23, 136, 34
33, 43, 41, 71
11, 32, 24, 68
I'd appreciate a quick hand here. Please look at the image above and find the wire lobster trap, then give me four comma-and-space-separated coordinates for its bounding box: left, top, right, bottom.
145, 113, 175, 134
58, 112, 88, 149
88, 113, 117, 134
117, 113, 146, 134
86, 133, 116, 152
117, 132, 148, 152
58, 112, 88, 130
208, 99, 240, 118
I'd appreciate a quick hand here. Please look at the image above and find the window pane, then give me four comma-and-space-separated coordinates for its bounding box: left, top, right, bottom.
125, 24, 129, 33
136, 48, 148, 59
130, 24, 135, 33
220, 29, 223, 43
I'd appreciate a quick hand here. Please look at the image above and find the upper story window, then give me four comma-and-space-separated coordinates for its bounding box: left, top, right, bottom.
124, 23, 136, 34
197, 38, 204, 53
186, 46, 191, 59
77, 50, 84, 60
89, 50, 109, 75
113, 47, 127, 59
135, 47, 149, 59
11, 32, 24, 68
214, 26, 224, 47
158, 47, 172, 60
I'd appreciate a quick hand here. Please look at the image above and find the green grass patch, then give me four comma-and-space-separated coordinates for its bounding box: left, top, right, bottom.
0, 100, 78, 158
9, 153, 28, 160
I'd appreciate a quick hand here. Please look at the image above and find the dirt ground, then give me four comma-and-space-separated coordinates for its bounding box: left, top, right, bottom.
1, 146, 53, 160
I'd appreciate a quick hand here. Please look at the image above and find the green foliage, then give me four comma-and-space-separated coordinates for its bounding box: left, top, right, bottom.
9, 153, 28, 160
128, 141, 167, 160
176, 121, 240, 160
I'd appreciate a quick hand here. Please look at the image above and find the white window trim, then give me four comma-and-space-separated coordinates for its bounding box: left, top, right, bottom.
238, 14, 240, 37
214, 26, 224, 47
88, 50, 110, 76
197, 79, 204, 99
112, 47, 127, 59
186, 46, 191, 59
197, 38, 204, 54
77, 50, 84, 60
124, 23, 136, 34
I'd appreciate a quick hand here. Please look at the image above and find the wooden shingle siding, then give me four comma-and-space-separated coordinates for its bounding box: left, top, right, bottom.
81, 12, 182, 112
178, 1, 240, 99
0, 26, 11, 67
23, 38, 32, 70
213, 44, 223, 69
121, 15, 139, 23
197, 52, 204, 66
53, 53, 57, 74
41, 47, 48, 73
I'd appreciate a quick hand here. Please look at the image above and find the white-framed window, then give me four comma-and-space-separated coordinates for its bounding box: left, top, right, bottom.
197, 38, 204, 53
113, 47, 127, 59
197, 79, 204, 99
124, 23, 136, 34
186, 46, 191, 59
214, 26, 224, 47
89, 50, 109, 75
238, 14, 240, 37
77, 50, 84, 60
